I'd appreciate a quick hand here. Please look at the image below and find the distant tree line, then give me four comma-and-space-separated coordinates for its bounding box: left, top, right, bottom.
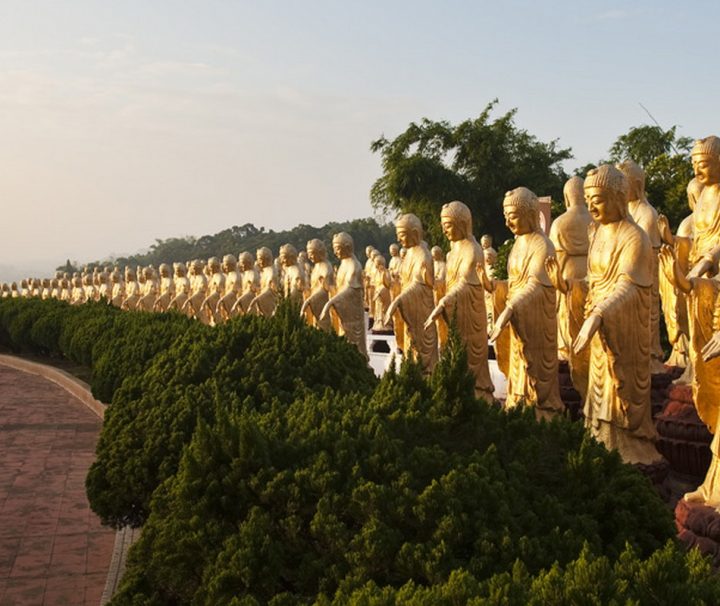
58, 217, 396, 272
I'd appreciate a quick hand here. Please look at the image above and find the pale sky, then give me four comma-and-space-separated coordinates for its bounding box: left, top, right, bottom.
0, 0, 717, 281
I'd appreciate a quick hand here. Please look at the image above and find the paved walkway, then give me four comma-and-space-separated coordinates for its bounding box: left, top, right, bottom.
0, 364, 114, 605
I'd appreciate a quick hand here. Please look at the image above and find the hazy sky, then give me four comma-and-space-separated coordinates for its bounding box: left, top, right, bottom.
0, 0, 717, 281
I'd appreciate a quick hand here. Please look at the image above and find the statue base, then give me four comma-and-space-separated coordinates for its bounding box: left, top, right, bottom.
675, 498, 720, 566
651, 365, 682, 417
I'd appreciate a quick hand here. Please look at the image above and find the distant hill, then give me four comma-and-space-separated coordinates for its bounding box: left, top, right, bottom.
62, 218, 396, 271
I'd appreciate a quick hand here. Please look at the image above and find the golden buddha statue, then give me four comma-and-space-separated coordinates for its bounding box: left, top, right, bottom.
388, 243, 405, 352
426, 201, 495, 401
573, 165, 661, 465
489, 187, 563, 418
617, 159, 665, 374
658, 179, 703, 372
248, 247, 278, 317
298, 251, 313, 297
279, 244, 307, 306
150, 264, 173, 312
320, 232, 368, 358
183, 260, 209, 321
110, 269, 124, 307
82, 273, 96, 303
20, 279, 28, 298
548, 176, 593, 362
301, 239, 335, 332
96, 270, 110, 302
60, 274, 71, 302
71, 276, 86, 305
231, 252, 260, 315
120, 268, 137, 310
40, 278, 50, 300
430, 245, 448, 348
10, 282, 19, 298
200, 257, 225, 325
660, 137, 720, 505
480, 235, 497, 335
371, 254, 392, 332
214, 254, 240, 320
385, 214, 438, 374
364, 245, 376, 311
167, 263, 191, 314
136, 266, 159, 312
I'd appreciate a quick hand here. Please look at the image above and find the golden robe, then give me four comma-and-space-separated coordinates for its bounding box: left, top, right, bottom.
306, 261, 334, 332
333, 256, 367, 358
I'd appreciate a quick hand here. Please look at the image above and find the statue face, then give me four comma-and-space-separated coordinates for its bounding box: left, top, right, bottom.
692, 153, 720, 187
585, 186, 623, 225
503, 205, 532, 235
441, 216, 462, 242
332, 239, 349, 259
396, 226, 418, 248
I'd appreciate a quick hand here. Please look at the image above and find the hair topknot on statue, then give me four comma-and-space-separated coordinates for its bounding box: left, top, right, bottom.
395, 213, 423, 237
692, 136, 720, 157
503, 187, 539, 212
584, 164, 628, 199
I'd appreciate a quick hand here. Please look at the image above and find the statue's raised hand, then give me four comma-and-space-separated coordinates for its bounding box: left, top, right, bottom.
544, 256, 567, 294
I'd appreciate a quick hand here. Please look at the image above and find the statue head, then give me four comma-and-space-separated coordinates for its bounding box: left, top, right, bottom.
279, 244, 298, 266
563, 176, 586, 209
400, 247, 407, 259
502, 187, 540, 235
480, 234, 493, 249
584, 164, 629, 224
143, 266, 155, 280
207, 257, 221, 274
687, 178, 703, 212
374, 254, 387, 270
307, 239, 327, 263
173, 262, 187, 278
110, 269, 120, 283
430, 245, 444, 261
389, 243, 399, 257
691, 136, 720, 187
332, 232, 355, 259
125, 266, 136, 281
256, 247, 273, 268
221, 254, 237, 272
11, 282, 17, 291
365, 245, 374, 259
395, 213, 423, 248
159, 263, 171, 277
298, 251, 308, 265
615, 159, 645, 201
440, 201, 472, 242
238, 252, 254, 271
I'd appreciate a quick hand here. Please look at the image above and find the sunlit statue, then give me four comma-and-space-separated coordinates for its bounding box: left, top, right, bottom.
301, 239, 334, 332
60, 274, 71, 302
430, 246, 448, 347
183, 259, 209, 321
371, 254, 392, 332
20, 279, 28, 298
152, 263, 175, 312
569, 165, 661, 464
320, 232, 368, 358
96, 269, 109, 301
200, 257, 225, 324
481, 235, 497, 334
489, 187, 563, 418
426, 201, 495, 401
71, 275, 86, 305
215, 254, 240, 321
110, 269, 124, 307
40, 278, 50, 300
136, 266, 159, 312
1, 283, 9, 298
617, 159, 665, 374
82, 273, 96, 302
167, 263, 191, 314
231, 252, 260, 315
661, 136, 720, 505
364, 245, 376, 311
658, 178, 702, 372
121, 267, 140, 311
298, 250, 312, 297
279, 243, 307, 306
385, 214, 438, 373
388, 243, 405, 352
32, 278, 42, 298
10, 282, 19, 298
548, 176, 593, 362
248, 247, 278, 317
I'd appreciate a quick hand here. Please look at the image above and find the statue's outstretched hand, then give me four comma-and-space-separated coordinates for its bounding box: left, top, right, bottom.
544, 256, 567, 293
489, 306, 512, 344
573, 313, 601, 354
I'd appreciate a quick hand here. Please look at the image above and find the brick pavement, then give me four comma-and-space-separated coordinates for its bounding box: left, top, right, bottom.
0, 364, 114, 605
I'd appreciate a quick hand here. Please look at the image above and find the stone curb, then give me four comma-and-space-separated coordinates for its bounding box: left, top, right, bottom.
0, 354, 137, 605
0, 353, 105, 419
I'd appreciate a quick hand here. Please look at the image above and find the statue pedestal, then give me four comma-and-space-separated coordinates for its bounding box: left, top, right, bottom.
557, 360, 582, 421
675, 498, 720, 565
651, 366, 681, 417
656, 384, 712, 505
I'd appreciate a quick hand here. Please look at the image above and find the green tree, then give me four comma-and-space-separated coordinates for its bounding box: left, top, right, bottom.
607, 124, 694, 229
370, 101, 572, 246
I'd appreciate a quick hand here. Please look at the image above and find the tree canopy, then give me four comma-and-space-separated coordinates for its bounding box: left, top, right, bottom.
370, 101, 572, 246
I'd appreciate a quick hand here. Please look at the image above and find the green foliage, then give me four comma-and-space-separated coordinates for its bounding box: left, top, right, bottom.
110, 337, 678, 605
370, 101, 572, 246
608, 124, 694, 230
79, 218, 396, 269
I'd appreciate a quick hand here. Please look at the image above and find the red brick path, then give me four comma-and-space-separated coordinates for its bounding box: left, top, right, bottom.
0, 365, 114, 605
